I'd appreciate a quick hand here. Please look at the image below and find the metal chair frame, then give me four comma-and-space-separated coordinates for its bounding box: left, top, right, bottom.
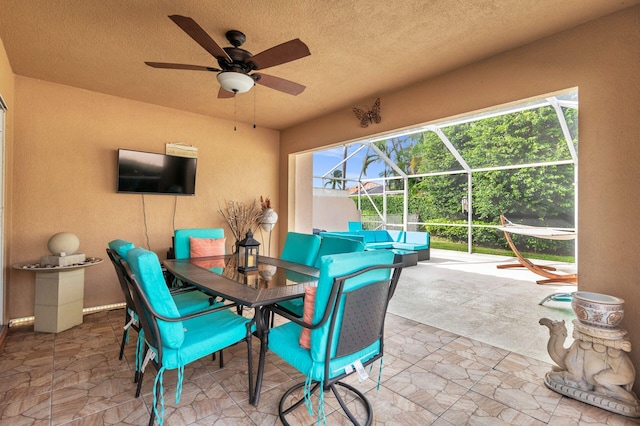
121, 260, 254, 426
260, 263, 402, 425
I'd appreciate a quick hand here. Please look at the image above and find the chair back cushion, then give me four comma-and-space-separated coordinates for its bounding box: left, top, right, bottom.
174, 228, 225, 259
126, 247, 184, 349
310, 250, 394, 363
189, 236, 226, 258
108, 239, 135, 258
313, 236, 365, 268
106, 248, 139, 315
280, 232, 321, 266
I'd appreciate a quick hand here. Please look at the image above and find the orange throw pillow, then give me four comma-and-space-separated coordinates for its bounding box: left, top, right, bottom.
299, 286, 317, 349
189, 237, 225, 258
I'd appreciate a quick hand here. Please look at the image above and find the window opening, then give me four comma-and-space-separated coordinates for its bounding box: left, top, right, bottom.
312, 90, 578, 258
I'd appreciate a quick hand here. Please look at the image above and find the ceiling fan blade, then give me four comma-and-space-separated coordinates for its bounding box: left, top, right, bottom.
248, 39, 310, 70
145, 62, 220, 72
168, 15, 231, 62
217, 86, 235, 98
254, 73, 306, 96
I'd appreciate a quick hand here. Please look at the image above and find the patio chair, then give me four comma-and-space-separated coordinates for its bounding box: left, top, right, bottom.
169, 228, 228, 296
106, 241, 218, 376
275, 235, 366, 320
257, 250, 402, 424
173, 228, 225, 259
123, 247, 254, 426
280, 232, 321, 266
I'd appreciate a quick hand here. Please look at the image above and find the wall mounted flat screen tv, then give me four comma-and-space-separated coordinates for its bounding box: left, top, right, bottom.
117, 149, 197, 195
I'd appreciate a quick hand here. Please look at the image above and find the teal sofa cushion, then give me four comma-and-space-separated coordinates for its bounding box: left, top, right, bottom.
374, 231, 393, 242
386, 230, 403, 242
319, 229, 429, 259
359, 230, 378, 243
405, 231, 430, 246
278, 235, 365, 317
319, 232, 365, 243
108, 239, 135, 258
365, 242, 394, 249
313, 235, 365, 268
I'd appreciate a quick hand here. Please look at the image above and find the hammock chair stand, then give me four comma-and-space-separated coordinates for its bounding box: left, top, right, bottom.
497, 215, 577, 285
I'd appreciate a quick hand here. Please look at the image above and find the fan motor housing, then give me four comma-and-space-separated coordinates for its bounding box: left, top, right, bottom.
219, 47, 255, 72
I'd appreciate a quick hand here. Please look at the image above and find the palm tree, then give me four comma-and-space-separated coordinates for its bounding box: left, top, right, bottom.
324, 169, 344, 189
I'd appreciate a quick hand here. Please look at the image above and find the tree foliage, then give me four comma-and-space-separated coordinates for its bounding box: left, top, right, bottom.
356, 105, 578, 255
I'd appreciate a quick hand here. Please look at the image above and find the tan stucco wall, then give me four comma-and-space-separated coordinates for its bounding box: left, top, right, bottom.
293, 152, 313, 233
7, 77, 279, 318
281, 7, 640, 385
0, 36, 15, 325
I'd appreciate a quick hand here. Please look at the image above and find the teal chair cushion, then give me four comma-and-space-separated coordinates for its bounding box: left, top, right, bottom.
310, 250, 394, 364
268, 250, 393, 383
313, 236, 365, 268
174, 228, 225, 259
108, 239, 135, 258
268, 321, 380, 381
173, 291, 214, 315
151, 308, 252, 369
274, 297, 304, 317
280, 232, 321, 266
126, 248, 184, 349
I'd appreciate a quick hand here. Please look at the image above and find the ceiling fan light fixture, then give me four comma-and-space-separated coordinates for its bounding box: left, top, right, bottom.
217, 71, 254, 94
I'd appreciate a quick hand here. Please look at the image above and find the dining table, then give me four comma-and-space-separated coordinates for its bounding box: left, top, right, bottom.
162, 254, 319, 405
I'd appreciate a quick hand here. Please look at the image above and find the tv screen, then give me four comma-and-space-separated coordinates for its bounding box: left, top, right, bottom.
117, 149, 197, 195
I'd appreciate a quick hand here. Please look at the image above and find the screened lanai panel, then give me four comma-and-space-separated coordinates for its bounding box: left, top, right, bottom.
443, 105, 577, 169
472, 165, 575, 227
409, 174, 469, 222
362, 137, 418, 176
409, 131, 463, 173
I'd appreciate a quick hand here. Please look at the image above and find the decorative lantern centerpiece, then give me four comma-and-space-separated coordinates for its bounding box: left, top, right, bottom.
237, 230, 259, 273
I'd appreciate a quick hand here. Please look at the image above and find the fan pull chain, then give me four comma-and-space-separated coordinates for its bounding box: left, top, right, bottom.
253, 84, 256, 129
234, 95, 237, 131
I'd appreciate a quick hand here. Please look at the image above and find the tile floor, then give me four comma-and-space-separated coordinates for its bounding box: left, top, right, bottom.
1, 251, 639, 425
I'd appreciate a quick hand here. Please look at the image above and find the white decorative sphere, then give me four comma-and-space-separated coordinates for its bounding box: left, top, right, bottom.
260, 208, 278, 232
47, 232, 80, 255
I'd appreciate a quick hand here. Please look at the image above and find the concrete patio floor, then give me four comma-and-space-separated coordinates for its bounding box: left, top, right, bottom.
388, 249, 578, 364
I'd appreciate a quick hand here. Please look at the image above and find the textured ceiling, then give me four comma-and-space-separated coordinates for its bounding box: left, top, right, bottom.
0, 0, 637, 130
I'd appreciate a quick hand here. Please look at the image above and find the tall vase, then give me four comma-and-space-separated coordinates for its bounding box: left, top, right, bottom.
260, 208, 278, 232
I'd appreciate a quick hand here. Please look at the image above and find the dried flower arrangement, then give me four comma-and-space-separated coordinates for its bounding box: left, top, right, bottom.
218, 199, 262, 243
260, 196, 271, 210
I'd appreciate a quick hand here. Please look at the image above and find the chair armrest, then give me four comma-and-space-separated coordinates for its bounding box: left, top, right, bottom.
265, 301, 327, 330
265, 262, 403, 330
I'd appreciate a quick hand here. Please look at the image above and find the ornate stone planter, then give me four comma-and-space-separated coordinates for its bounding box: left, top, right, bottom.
571, 291, 624, 328
540, 291, 639, 417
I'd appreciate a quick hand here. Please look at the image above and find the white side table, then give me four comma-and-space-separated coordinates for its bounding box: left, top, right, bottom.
13, 258, 103, 333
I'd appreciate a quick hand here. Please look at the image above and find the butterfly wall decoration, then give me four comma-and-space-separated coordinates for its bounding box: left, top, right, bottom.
352, 97, 381, 128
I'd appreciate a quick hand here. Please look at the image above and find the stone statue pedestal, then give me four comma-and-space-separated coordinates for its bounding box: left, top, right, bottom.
541, 318, 639, 417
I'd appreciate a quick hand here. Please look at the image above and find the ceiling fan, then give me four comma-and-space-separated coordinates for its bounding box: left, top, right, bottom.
145, 15, 310, 98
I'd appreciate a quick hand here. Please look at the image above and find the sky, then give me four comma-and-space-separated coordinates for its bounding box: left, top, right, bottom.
312, 144, 386, 189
